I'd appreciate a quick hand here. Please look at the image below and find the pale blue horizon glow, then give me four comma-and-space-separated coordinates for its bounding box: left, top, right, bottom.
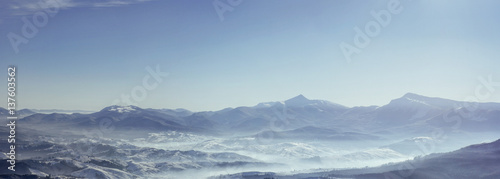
1, 0, 500, 111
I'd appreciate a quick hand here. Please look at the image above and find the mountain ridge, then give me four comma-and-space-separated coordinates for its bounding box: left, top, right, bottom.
13, 93, 500, 135
5, 92, 498, 114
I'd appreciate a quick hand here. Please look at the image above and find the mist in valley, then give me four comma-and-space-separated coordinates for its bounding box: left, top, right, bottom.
2, 94, 500, 178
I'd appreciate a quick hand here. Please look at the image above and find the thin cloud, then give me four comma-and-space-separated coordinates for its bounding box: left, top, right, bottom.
1, 0, 78, 16
92, 0, 154, 8
1, 0, 155, 17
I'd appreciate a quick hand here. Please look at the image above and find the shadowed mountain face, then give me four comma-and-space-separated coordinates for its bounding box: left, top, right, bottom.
253, 126, 379, 141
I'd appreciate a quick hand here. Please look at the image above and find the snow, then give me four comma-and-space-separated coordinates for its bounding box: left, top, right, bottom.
412, 136, 433, 142
108, 106, 136, 113
405, 97, 431, 106
29, 168, 49, 177
254, 101, 282, 108
0, 153, 8, 160
72, 166, 138, 179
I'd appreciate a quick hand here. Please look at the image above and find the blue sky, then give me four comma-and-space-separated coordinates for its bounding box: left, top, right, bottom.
1, 0, 500, 111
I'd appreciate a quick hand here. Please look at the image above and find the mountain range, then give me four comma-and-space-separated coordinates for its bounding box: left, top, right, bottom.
11, 93, 500, 138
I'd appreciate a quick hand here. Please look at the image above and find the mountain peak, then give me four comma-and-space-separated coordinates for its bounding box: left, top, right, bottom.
402, 93, 425, 99
288, 94, 308, 101
399, 93, 434, 103
385, 93, 459, 109
285, 94, 311, 106
386, 93, 431, 106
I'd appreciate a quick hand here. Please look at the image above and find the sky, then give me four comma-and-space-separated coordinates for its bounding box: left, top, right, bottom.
1, 0, 500, 111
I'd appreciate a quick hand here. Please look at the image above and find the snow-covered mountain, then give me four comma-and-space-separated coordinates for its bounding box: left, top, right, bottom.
200, 93, 500, 135
194, 95, 350, 133
16, 93, 500, 137
20, 105, 213, 134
